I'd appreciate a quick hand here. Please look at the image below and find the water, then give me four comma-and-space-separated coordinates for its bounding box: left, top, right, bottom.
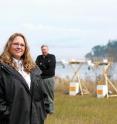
55, 62, 117, 81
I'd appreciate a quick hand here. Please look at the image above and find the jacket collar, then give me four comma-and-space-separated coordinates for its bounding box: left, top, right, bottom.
12, 58, 23, 71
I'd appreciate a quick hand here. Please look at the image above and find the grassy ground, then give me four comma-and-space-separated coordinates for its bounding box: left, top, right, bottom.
45, 91, 117, 124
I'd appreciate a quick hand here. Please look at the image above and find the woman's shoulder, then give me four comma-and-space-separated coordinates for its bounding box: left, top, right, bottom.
0, 63, 6, 78
0, 62, 16, 75
31, 66, 42, 76
0, 62, 5, 70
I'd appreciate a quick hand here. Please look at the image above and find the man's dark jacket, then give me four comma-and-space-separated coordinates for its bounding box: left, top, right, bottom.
36, 54, 56, 79
0, 63, 49, 124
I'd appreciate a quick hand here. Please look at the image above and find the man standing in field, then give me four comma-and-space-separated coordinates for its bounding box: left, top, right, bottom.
36, 45, 56, 114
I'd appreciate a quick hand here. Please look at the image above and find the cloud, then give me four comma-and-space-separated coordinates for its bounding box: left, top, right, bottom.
21, 23, 81, 40
0, 0, 117, 58
22, 23, 80, 32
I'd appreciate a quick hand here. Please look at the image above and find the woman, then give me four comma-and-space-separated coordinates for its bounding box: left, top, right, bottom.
0, 33, 50, 124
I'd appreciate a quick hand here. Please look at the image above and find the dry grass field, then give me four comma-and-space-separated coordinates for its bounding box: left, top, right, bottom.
45, 78, 117, 124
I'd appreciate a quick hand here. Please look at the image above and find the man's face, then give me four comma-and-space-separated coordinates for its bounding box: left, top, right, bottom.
41, 46, 49, 56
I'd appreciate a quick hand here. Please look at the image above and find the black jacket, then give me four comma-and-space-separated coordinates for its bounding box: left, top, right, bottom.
0, 63, 50, 124
36, 54, 56, 79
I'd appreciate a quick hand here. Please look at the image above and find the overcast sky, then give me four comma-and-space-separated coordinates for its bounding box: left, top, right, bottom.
0, 0, 117, 60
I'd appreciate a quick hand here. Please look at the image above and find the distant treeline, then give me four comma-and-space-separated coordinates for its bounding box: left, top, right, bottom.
85, 40, 117, 62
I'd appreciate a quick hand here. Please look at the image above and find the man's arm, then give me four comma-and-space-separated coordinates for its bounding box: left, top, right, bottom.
35, 56, 40, 67
44, 55, 56, 75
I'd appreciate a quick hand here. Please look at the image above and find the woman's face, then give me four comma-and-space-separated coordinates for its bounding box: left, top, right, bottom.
9, 36, 25, 60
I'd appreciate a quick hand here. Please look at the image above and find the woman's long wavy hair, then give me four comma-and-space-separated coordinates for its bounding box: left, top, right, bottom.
0, 33, 37, 73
